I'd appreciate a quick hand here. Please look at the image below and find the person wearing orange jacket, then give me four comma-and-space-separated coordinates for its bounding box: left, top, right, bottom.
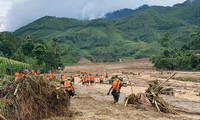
14, 69, 25, 80
107, 77, 126, 104
60, 75, 66, 85
31, 70, 35, 75
99, 75, 104, 84
43, 74, 49, 80
81, 75, 86, 86
14, 72, 24, 80
64, 77, 75, 97
49, 72, 54, 79
89, 74, 95, 86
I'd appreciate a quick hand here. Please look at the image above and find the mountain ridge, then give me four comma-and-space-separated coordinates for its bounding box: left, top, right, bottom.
10, 0, 200, 62
104, 4, 150, 19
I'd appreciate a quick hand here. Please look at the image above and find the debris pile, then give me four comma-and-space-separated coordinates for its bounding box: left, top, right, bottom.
0, 76, 70, 120
145, 80, 176, 114
125, 73, 177, 114
124, 93, 151, 109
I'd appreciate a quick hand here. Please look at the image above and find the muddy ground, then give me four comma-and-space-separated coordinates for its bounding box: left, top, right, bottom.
50, 58, 200, 120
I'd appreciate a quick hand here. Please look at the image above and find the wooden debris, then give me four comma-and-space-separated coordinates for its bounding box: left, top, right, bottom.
145, 73, 177, 114
160, 88, 174, 96
124, 93, 151, 108
0, 76, 71, 120
125, 73, 177, 114
0, 114, 7, 120
13, 83, 20, 96
125, 74, 133, 94
124, 99, 128, 107
153, 73, 176, 92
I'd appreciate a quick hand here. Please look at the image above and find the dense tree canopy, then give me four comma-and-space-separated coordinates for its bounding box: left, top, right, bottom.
0, 33, 63, 72
151, 31, 200, 70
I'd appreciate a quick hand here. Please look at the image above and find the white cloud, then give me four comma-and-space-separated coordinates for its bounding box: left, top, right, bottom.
0, 0, 186, 32
0, 0, 13, 31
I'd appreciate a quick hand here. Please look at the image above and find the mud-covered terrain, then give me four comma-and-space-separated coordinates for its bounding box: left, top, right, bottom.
51, 58, 200, 120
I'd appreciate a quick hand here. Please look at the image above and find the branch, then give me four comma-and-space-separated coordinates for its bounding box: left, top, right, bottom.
0, 114, 7, 120
153, 73, 176, 92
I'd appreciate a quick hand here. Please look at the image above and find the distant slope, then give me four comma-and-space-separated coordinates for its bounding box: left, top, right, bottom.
113, 5, 198, 43
52, 23, 141, 61
172, 0, 200, 25
104, 5, 149, 19
13, 0, 200, 62
14, 16, 86, 37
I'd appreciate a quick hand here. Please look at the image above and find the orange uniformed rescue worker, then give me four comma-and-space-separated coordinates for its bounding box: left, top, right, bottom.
89, 74, 95, 86
107, 77, 126, 104
14, 72, 24, 80
43, 74, 49, 80
81, 75, 86, 85
99, 75, 104, 84
64, 77, 75, 97
60, 75, 66, 85
49, 72, 54, 79
31, 70, 35, 75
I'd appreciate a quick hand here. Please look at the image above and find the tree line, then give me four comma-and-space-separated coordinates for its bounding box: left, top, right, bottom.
0, 32, 62, 72
151, 30, 200, 70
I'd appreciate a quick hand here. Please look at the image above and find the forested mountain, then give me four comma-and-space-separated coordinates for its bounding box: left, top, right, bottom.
104, 5, 149, 19
1, 0, 200, 66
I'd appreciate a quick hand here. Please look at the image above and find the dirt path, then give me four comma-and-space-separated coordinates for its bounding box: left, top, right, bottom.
53, 58, 200, 120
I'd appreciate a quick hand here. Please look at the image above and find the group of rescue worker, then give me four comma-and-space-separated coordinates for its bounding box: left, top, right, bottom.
42, 72, 54, 80
14, 68, 55, 80
78, 72, 125, 104
59, 72, 125, 104
79, 72, 106, 86
60, 72, 108, 97
14, 68, 125, 104
14, 68, 41, 80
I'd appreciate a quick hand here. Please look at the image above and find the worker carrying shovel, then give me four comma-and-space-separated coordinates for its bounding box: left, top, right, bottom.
107, 77, 127, 104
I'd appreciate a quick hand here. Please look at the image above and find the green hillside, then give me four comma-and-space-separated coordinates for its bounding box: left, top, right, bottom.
8, 0, 200, 64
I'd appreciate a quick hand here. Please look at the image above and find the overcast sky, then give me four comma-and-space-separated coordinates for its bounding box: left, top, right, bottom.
0, 0, 187, 32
